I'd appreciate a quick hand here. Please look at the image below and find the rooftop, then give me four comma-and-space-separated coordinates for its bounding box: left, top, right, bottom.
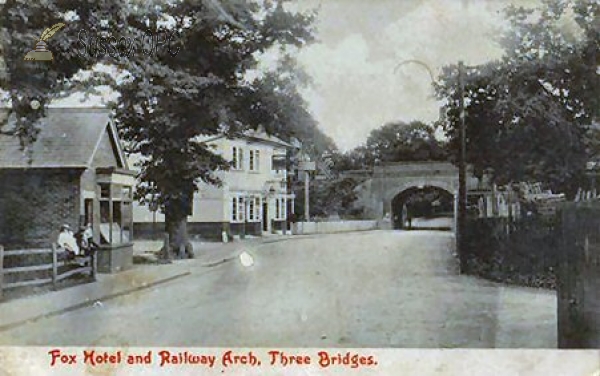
0, 108, 114, 169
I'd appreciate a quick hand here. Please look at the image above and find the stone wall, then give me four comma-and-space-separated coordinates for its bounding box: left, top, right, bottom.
134, 221, 264, 241
0, 169, 82, 249
292, 220, 378, 235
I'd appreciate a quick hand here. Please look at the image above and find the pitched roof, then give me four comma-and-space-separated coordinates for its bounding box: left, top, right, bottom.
197, 128, 294, 149
0, 108, 125, 169
243, 128, 294, 148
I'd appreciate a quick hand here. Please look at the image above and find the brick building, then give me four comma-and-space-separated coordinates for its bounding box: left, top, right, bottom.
0, 108, 135, 272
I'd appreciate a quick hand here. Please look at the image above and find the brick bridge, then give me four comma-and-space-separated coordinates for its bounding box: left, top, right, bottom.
351, 162, 480, 229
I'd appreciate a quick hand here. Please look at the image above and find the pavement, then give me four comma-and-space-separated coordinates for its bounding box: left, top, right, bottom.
0, 235, 296, 332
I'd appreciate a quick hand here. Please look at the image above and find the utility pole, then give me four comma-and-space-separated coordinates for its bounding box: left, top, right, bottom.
457, 61, 468, 270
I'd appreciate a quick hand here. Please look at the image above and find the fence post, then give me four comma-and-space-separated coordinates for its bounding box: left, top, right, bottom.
0, 245, 4, 301
51, 244, 58, 290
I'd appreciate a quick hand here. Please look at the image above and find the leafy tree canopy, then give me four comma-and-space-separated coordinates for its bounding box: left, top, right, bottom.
332, 121, 448, 171
0, 0, 121, 149
436, 0, 599, 195
108, 0, 317, 253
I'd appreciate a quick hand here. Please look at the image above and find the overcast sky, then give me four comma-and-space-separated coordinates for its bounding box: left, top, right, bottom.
293, 0, 538, 151
43, 0, 540, 151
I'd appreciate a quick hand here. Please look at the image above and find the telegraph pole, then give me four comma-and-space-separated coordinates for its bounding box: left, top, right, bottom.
393, 58, 468, 265
457, 61, 468, 270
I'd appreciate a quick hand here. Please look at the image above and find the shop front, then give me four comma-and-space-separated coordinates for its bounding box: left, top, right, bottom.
95, 167, 136, 273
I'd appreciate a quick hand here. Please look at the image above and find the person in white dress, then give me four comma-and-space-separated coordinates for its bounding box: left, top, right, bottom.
57, 224, 80, 256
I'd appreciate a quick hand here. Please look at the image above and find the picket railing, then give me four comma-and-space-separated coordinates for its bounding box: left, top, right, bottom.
0, 244, 96, 301
574, 188, 599, 202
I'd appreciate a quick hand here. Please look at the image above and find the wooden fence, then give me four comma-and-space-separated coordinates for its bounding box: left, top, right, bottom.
558, 200, 600, 348
0, 244, 96, 301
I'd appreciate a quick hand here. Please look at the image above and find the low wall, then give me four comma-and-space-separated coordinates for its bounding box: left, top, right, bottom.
292, 221, 378, 235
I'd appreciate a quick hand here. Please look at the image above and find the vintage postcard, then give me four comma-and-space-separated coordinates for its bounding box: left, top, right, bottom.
0, 0, 599, 375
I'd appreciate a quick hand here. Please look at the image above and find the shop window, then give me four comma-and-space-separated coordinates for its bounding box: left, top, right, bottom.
98, 182, 133, 245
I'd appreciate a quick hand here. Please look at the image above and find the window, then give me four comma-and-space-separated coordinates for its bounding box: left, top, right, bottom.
238, 197, 245, 221
249, 149, 260, 171
273, 198, 286, 220
232, 147, 238, 170
255, 197, 261, 221
232, 147, 244, 170
272, 154, 286, 172
249, 199, 254, 221
238, 147, 244, 170
232, 197, 238, 221
98, 182, 133, 245
100, 184, 110, 198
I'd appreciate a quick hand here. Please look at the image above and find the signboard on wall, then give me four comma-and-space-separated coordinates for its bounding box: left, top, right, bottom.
298, 161, 316, 171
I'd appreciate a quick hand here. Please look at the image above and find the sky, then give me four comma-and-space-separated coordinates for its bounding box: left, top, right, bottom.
292, 0, 538, 151
17, 0, 540, 151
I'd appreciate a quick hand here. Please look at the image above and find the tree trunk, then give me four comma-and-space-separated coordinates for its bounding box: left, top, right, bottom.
164, 208, 194, 259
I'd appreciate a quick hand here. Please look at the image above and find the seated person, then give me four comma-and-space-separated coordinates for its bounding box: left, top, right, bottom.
76, 223, 98, 256
57, 224, 80, 260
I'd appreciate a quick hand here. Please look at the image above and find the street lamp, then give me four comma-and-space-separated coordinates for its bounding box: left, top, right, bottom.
297, 152, 316, 222
394, 59, 468, 263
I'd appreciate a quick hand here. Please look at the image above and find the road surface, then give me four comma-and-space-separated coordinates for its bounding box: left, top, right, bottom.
0, 230, 556, 347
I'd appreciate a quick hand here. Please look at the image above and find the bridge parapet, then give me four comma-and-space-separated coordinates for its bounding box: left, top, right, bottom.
353, 161, 481, 219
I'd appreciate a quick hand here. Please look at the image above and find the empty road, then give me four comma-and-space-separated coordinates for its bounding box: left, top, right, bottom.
0, 230, 557, 347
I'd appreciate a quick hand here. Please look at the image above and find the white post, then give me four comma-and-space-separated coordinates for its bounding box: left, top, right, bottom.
453, 191, 458, 236
304, 171, 310, 222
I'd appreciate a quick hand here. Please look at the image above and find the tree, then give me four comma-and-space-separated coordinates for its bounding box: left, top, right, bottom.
0, 0, 119, 151
436, 0, 599, 196
360, 120, 447, 167
112, 0, 316, 257
292, 175, 359, 220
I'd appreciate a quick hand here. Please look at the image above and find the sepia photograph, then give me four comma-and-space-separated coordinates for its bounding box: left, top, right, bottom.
0, 0, 599, 374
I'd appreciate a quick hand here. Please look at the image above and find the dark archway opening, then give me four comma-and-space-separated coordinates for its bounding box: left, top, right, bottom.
391, 186, 454, 230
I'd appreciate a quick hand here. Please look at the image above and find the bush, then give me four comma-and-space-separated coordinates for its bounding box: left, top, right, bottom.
462, 216, 559, 289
